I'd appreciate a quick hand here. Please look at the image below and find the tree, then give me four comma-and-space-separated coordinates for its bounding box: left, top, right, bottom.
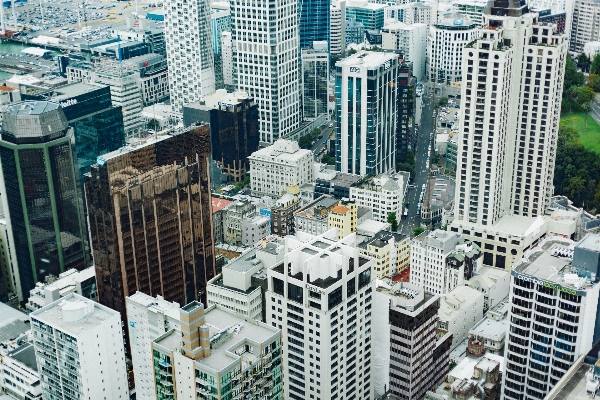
347, 48, 357, 56
588, 74, 600, 92
321, 154, 335, 165
565, 85, 595, 113
387, 212, 398, 232
436, 97, 448, 108
591, 54, 600, 75
564, 54, 586, 92
413, 226, 425, 236
558, 117, 581, 146
577, 53, 591, 72
146, 118, 159, 131
581, 101, 593, 129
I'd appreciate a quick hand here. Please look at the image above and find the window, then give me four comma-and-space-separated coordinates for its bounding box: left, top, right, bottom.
358, 269, 371, 289
273, 278, 284, 295
288, 283, 303, 304
328, 286, 343, 309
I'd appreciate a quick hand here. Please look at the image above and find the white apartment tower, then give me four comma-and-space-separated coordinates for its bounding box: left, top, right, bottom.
453, 0, 567, 226
30, 294, 129, 400
266, 229, 374, 400
125, 292, 182, 400
231, 0, 301, 143
165, 0, 215, 112
335, 51, 399, 176
330, 1, 347, 55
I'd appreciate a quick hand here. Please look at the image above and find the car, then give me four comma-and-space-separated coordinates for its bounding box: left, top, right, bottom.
329, 123, 333, 127
323, 140, 327, 144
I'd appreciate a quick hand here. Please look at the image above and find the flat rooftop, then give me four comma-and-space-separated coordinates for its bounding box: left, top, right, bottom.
577, 234, 600, 253
8, 342, 37, 371
155, 305, 279, 373
226, 249, 262, 273
469, 312, 507, 340
336, 50, 397, 69
551, 362, 595, 400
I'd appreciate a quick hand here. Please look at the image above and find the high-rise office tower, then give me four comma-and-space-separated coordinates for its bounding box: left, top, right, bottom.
502, 235, 600, 399
373, 281, 452, 399
231, 0, 301, 143
182, 89, 260, 183
330, 0, 346, 56
335, 51, 399, 176
85, 124, 216, 318
299, 0, 330, 49
397, 60, 416, 161
302, 45, 330, 119
453, 0, 567, 226
30, 293, 129, 400
0, 101, 89, 301
165, 0, 215, 112
211, 1, 232, 90
266, 229, 374, 400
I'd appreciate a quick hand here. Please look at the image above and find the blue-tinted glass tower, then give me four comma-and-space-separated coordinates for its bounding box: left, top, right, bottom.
299, 0, 330, 49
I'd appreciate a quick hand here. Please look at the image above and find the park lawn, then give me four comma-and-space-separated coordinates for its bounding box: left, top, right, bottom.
561, 112, 600, 155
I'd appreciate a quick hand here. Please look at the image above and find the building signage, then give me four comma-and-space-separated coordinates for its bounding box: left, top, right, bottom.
306, 284, 325, 295
384, 61, 391, 70
349, 66, 360, 73
218, 102, 235, 108
515, 273, 578, 296
59, 99, 78, 108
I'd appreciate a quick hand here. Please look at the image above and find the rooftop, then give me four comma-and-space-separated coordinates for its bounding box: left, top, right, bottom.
31, 293, 120, 336
577, 234, 600, 253
375, 279, 436, 314
439, 286, 483, 320
155, 305, 279, 373
336, 50, 398, 69
212, 197, 233, 213
248, 139, 312, 163
226, 249, 263, 273
346, 0, 388, 10
7, 342, 37, 371
331, 205, 350, 214
549, 361, 595, 400
359, 230, 408, 250
0, 303, 28, 326
126, 292, 182, 321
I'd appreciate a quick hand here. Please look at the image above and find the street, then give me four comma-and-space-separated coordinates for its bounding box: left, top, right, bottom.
312, 123, 335, 162
590, 98, 600, 126
398, 89, 435, 236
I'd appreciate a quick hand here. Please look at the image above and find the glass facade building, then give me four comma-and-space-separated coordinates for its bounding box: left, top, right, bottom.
299, 0, 330, 49
301, 48, 329, 119
85, 123, 216, 317
0, 101, 89, 300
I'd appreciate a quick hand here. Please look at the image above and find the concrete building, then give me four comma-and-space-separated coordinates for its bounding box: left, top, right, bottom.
381, 22, 427, 81
0, 342, 42, 400
330, 1, 347, 55
584, 40, 600, 58
212, 197, 232, 244
503, 234, 600, 399
125, 292, 182, 400
242, 215, 271, 246
570, 0, 600, 52
438, 285, 485, 349
466, 300, 509, 358
0, 102, 89, 302
335, 51, 399, 176
231, 0, 300, 143
30, 294, 129, 400
148, 302, 283, 400
221, 31, 234, 89
372, 280, 453, 399
266, 229, 374, 400
294, 195, 340, 236
345, 19, 365, 46
26, 267, 96, 312
349, 172, 409, 223
223, 199, 257, 246
358, 230, 410, 279
248, 140, 314, 197
183, 90, 260, 183
345, 0, 387, 30
384, 2, 433, 25
327, 199, 358, 240
210, 2, 231, 90
207, 244, 285, 322
164, 0, 215, 111
452, 2, 568, 227
427, 14, 478, 84
85, 124, 216, 318
271, 194, 301, 237
454, 0, 488, 26
112, 21, 166, 55
465, 265, 510, 312
429, 355, 502, 400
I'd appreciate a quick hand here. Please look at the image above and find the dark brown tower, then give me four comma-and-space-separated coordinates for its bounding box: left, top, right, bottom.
84, 123, 216, 317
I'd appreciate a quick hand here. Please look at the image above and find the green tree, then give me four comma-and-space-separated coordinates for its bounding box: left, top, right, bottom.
558, 117, 581, 146
347, 48, 357, 56
577, 52, 591, 72
387, 212, 398, 232
588, 74, 600, 92
581, 101, 593, 129
413, 226, 425, 236
565, 85, 595, 113
564, 54, 586, 92
146, 118, 159, 131
591, 54, 600, 75
436, 97, 448, 108
321, 154, 336, 165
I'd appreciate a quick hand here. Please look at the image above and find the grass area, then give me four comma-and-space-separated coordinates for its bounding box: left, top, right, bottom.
561, 112, 600, 155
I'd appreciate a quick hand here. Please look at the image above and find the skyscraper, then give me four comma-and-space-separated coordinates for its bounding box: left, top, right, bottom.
453, 0, 567, 226
0, 101, 89, 301
299, 0, 330, 49
231, 0, 301, 143
335, 51, 399, 176
85, 123, 216, 317
302, 46, 330, 119
165, 0, 215, 112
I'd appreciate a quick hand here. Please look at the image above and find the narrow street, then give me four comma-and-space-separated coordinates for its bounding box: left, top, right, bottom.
398, 88, 435, 236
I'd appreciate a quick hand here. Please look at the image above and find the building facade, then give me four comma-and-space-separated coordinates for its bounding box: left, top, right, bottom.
299, 0, 330, 49
0, 342, 42, 400
349, 172, 408, 223
345, 0, 386, 30
0, 101, 89, 301
249, 140, 314, 197
271, 194, 301, 237
164, 0, 215, 111
266, 230, 374, 400
381, 22, 427, 81
183, 90, 260, 183
330, 1, 347, 55
397, 62, 416, 161
452, 2, 567, 226
358, 230, 410, 279
231, 0, 301, 143
85, 124, 216, 318
570, 0, 600, 52
372, 281, 452, 399
26, 267, 96, 311
302, 47, 329, 120
30, 294, 129, 400
223, 199, 256, 245
335, 51, 399, 176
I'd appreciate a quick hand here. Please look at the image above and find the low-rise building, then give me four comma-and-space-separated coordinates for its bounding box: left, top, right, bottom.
223, 199, 256, 245
212, 197, 233, 244
294, 195, 340, 236
466, 301, 509, 358
349, 172, 409, 223
438, 285, 485, 350
270, 194, 300, 237
358, 230, 409, 279
373, 280, 453, 398
150, 302, 283, 400
465, 265, 510, 312
328, 199, 358, 240
249, 139, 314, 197
242, 215, 271, 245
0, 342, 42, 400
26, 267, 96, 312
